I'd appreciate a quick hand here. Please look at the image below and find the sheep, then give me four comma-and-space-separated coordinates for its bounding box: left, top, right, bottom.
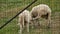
18, 10, 32, 34
30, 4, 51, 28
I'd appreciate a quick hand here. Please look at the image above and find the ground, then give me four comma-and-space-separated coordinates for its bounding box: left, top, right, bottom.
0, 0, 60, 34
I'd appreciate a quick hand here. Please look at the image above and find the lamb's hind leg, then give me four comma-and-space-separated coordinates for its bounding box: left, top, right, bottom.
19, 24, 23, 34
19, 17, 24, 34
26, 19, 29, 32
19, 20, 24, 34
18, 18, 23, 34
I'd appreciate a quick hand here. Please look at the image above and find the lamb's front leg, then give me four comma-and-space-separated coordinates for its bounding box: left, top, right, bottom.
48, 17, 51, 28
26, 20, 29, 32
47, 14, 51, 28
31, 21, 34, 29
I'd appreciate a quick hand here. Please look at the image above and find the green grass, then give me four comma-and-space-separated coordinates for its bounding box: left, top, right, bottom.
0, 0, 60, 34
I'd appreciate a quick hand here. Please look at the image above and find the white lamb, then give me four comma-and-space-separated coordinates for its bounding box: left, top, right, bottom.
18, 10, 32, 34
30, 4, 51, 28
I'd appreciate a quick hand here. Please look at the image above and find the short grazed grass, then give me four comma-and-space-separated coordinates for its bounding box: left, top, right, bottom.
0, 0, 60, 34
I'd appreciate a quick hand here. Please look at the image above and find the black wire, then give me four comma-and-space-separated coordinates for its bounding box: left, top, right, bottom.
0, 0, 37, 29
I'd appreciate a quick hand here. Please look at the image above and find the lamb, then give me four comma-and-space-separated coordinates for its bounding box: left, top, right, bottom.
18, 10, 32, 34
30, 4, 51, 28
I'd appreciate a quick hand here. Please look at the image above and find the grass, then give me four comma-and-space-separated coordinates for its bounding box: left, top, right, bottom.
0, 0, 60, 34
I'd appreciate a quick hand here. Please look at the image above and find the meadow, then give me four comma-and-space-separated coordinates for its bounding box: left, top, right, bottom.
0, 0, 60, 34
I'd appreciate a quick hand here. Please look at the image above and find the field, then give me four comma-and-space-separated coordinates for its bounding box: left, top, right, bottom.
0, 0, 60, 34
